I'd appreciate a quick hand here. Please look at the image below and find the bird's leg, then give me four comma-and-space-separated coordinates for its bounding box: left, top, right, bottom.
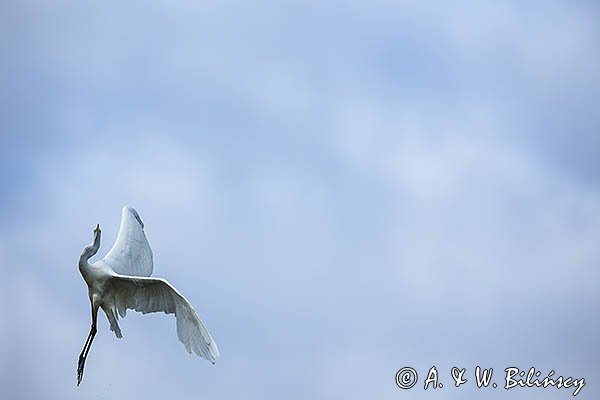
77, 326, 96, 386
77, 304, 98, 386
77, 320, 97, 385
77, 324, 96, 374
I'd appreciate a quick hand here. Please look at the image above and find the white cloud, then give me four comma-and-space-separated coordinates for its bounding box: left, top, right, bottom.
331, 92, 600, 307
2, 1, 600, 398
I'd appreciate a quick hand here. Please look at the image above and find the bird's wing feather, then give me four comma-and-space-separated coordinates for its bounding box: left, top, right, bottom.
111, 274, 219, 363
102, 206, 153, 277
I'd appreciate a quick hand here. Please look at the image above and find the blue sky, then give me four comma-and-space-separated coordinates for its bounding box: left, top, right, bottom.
1, 1, 599, 399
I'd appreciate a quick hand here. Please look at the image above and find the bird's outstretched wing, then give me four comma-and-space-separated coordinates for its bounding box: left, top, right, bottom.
102, 206, 153, 277
111, 274, 220, 363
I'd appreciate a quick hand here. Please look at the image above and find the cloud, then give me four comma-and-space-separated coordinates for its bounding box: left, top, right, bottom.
1, 1, 599, 399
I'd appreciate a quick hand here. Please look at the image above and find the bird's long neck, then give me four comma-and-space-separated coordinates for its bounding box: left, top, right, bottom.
79, 232, 101, 268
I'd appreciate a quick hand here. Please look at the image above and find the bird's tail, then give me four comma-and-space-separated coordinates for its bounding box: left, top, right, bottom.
104, 307, 123, 338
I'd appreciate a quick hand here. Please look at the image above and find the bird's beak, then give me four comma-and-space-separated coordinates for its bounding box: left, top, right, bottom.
94, 224, 101, 234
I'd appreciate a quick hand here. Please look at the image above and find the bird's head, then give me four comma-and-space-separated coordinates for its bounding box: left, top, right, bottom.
80, 224, 101, 267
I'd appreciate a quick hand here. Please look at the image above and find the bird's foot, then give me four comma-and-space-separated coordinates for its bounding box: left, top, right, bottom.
77, 355, 85, 386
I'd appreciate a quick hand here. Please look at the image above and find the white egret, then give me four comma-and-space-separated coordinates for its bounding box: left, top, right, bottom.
77, 206, 219, 386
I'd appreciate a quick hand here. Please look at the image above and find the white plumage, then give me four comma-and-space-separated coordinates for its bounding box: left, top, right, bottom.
76, 206, 219, 386
102, 207, 153, 277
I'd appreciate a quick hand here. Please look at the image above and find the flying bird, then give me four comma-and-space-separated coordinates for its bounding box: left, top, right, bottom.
76, 206, 219, 385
